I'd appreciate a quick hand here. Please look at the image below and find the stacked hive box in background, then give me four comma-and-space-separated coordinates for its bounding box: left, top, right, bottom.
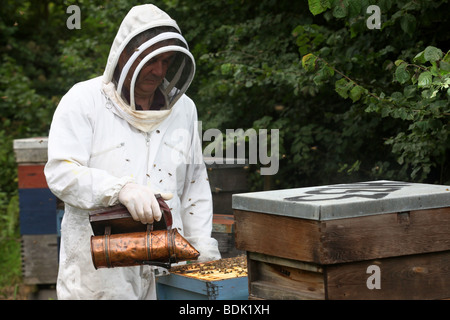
233, 180, 450, 300
14, 137, 59, 285
205, 157, 248, 258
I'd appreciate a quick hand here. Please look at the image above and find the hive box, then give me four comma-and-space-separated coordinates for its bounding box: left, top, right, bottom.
205, 157, 248, 258
205, 157, 249, 215
156, 256, 248, 300
14, 137, 57, 235
232, 180, 450, 300
14, 137, 59, 284
156, 273, 248, 300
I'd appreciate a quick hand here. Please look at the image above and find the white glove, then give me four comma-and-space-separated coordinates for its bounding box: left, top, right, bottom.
118, 183, 173, 224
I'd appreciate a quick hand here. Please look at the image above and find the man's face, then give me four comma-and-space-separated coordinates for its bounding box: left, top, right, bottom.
119, 45, 175, 98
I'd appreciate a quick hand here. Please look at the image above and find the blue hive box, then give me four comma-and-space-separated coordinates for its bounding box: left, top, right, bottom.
157, 256, 248, 300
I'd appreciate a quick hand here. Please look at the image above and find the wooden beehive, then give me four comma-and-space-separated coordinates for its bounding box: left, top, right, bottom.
232, 180, 450, 300
21, 235, 59, 285
156, 256, 248, 300
14, 137, 59, 285
205, 157, 249, 215
205, 157, 248, 258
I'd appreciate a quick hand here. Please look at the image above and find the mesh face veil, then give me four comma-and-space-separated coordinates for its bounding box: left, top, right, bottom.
101, 5, 196, 132
115, 30, 195, 111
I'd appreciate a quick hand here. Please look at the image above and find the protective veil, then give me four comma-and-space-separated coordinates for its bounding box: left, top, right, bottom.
44, 4, 220, 300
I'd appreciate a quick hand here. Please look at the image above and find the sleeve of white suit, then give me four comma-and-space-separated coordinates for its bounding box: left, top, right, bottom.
44, 84, 133, 210
179, 110, 221, 262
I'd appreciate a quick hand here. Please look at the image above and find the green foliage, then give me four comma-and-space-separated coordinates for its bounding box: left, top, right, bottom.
169, 0, 449, 188
298, 0, 450, 184
302, 46, 449, 183
308, 0, 331, 16
0, 189, 21, 292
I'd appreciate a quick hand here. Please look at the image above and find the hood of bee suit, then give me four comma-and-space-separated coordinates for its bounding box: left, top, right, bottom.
102, 4, 195, 132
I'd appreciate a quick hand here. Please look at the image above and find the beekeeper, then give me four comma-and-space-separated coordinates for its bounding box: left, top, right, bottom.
44, 4, 221, 300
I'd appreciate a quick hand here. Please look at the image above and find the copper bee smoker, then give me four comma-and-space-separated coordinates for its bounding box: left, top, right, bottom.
89, 194, 199, 269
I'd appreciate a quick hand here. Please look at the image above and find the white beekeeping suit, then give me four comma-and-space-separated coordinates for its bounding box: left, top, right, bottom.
44, 4, 220, 300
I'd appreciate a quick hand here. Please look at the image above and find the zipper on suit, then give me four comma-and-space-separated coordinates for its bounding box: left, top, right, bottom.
145, 132, 152, 185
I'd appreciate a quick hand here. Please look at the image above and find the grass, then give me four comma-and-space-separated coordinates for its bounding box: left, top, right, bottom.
0, 193, 29, 300
0, 237, 28, 300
